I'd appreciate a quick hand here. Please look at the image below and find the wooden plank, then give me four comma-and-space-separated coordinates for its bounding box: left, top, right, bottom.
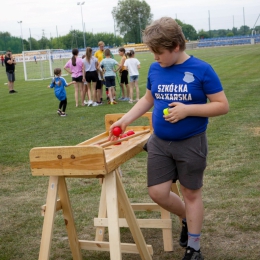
115, 170, 152, 260
95, 180, 107, 242
105, 171, 122, 260
30, 145, 107, 176
58, 177, 82, 260
105, 133, 150, 173
94, 218, 172, 229
79, 240, 153, 255
41, 199, 62, 216
131, 203, 161, 212
160, 208, 173, 251
38, 176, 59, 260
77, 132, 108, 146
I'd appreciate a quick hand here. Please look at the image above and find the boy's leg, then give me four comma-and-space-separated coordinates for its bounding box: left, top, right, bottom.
180, 186, 204, 259
148, 180, 186, 218
180, 186, 203, 235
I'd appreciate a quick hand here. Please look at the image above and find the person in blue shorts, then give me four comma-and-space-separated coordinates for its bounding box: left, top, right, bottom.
48, 68, 75, 117
109, 17, 229, 260
99, 49, 119, 105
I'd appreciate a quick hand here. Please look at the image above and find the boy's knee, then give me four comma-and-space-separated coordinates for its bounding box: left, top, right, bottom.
181, 187, 202, 202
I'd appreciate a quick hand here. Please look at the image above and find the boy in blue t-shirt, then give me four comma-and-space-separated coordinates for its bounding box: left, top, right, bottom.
48, 68, 75, 116
109, 17, 229, 260
99, 49, 119, 105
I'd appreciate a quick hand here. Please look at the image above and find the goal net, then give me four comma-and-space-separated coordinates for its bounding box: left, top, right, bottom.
22, 49, 69, 81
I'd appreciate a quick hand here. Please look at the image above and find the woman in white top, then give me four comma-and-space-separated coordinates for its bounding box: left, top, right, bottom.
124, 50, 141, 103
82, 47, 99, 106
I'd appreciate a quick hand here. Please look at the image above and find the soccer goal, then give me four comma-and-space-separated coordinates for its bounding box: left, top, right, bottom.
22, 49, 69, 81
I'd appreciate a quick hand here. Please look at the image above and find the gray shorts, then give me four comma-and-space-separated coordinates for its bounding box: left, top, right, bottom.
6, 72, 15, 82
144, 132, 208, 190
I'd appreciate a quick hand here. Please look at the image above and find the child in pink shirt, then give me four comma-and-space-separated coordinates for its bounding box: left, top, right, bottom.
64, 48, 84, 107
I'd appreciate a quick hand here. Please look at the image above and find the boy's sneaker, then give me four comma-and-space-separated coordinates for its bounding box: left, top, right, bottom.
118, 96, 124, 101
179, 220, 188, 247
92, 102, 99, 107
84, 100, 88, 105
57, 109, 62, 116
182, 247, 204, 260
60, 113, 67, 117
87, 100, 93, 107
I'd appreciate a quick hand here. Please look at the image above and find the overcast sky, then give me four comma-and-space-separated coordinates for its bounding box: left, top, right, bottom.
1, 0, 259, 41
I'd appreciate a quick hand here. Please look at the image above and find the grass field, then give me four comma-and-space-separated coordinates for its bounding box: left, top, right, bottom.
1, 44, 260, 260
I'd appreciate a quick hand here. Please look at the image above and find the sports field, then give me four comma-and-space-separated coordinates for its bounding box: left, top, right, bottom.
1, 44, 260, 259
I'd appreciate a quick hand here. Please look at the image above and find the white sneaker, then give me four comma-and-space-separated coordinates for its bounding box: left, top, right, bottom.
84, 100, 88, 105
87, 100, 93, 106
92, 102, 99, 106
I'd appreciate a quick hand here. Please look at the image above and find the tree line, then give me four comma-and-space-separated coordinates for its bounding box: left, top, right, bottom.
1, 0, 259, 54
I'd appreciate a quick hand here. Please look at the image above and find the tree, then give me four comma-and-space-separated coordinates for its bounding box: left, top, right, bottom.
197, 29, 210, 39
238, 25, 251, 36
112, 0, 153, 43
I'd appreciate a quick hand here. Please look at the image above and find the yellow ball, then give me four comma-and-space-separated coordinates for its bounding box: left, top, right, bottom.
163, 108, 169, 115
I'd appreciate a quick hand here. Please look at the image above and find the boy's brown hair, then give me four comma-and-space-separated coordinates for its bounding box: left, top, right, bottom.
104, 49, 111, 57
143, 17, 186, 53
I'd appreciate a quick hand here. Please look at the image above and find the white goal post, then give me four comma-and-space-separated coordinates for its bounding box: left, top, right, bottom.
22, 49, 69, 81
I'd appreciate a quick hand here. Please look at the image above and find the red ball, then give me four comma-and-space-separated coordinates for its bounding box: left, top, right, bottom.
120, 133, 128, 139
112, 126, 122, 137
126, 130, 135, 136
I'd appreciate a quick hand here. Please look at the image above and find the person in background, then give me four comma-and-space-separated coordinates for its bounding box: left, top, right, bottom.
48, 68, 75, 117
1, 54, 4, 66
82, 54, 90, 104
94, 41, 107, 101
109, 17, 229, 260
99, 49, 119, 105
64, 48, 84, 107
4, 50, 17, 94
34, 55, 37, 64
117, 47, 130, 101
82, 47, 99, 107
124, 50, 140, 103
96, 67, 105, 105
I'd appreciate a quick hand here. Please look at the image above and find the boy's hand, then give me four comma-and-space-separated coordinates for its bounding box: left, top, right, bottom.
108, 121, 128, 140
163, 102, 188, 123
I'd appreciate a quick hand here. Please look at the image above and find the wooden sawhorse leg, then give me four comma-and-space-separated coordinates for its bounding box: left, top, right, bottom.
38, 176, 82, 260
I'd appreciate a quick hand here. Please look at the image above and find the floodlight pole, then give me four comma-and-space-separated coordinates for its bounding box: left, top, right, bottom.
138, 13, 142, 43
77, 2, 86, 49
17, 21, 24, 52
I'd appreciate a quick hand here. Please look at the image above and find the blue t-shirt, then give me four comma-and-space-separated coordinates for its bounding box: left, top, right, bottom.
147, 56, 223, 141
100, 58, 118, 77
50, 76, 68, 101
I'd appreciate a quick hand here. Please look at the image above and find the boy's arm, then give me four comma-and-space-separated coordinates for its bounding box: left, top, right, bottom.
164, 91, 229, 123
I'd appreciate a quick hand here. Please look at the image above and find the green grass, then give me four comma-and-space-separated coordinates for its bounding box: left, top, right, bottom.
1, 45, 260, 259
